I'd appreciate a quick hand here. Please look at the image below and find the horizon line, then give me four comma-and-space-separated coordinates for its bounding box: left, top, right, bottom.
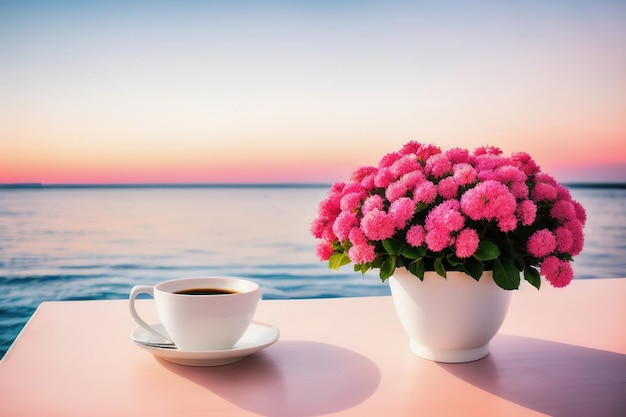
0, 182, 332, 189
1, 181, 625, 190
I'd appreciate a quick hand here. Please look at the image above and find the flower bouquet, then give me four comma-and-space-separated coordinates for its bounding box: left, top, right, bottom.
311, 141, 586, 290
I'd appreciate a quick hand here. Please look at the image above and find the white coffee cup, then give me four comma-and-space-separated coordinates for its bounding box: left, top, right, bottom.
129, 276, 261, 351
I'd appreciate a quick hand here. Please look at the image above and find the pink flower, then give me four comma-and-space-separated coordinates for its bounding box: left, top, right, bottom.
509, 181, 529, 199
426, 200, 464, 232
550, 200, 577, 222
555, 226, 574, 253
518, 200, 537, 226
437, 177, 458, 199
400, 171, 424, 189
349, 227, 368, 246
532, 182, 558, 201
340, 192, 364, 212
492, 196, 518, 222
495, 165, 527, 184
527, 229, 557, 258
460, 180, 516, 222
497, 214, 518, 232
315, 240, 334, 261
348, 243, 377, 264
556, 184, 572, 200
455, 228, 479, 258
406, 225, 426, 247
565, 219, 585, 256
378, 151, 402, 169
386, 180, 409, 202
475, 154, 507, 172
317, 192, 342, 220
511, 152, 540, 176
361, 209, 396, 241
460, 181, 496, 220
452, 163, 477, 186
329, 181, 346, 193
310, 217, 326, 239
359, 173, 376, 190
494, 166, 528, 198
350, 165, 377, 182
416, 144, 441, 162
413, 181, 438, 204
474, 145, 503, 156
425, 227, 452, 252
399, 141, 424, 156
572, 200, 587, 225
541, 256, 574, 288
391, 154, 419, 177
374, 167, 396, 188
425, 153, 452, 178
535, 172, 558, 185
389, 197, 416, 228
343, 181, 365, 195
349, 167, 378, 191
477, 169, 497, 182
332, 212, 358, 241
532, 173, 559, 202
446, 147, 471, 164
320, 224, 336, 241
362, 194, 384, 214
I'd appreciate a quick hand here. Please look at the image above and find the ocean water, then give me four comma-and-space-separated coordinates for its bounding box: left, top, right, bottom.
1, 184, 625, 358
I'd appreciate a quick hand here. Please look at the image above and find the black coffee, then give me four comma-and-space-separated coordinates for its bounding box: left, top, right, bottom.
174, 288, 239, 295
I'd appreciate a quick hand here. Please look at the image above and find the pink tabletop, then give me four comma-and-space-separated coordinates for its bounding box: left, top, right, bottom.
1, 278, 625, 416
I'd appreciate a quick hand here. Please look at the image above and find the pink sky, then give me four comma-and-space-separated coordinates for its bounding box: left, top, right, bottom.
1, 1, 625, 184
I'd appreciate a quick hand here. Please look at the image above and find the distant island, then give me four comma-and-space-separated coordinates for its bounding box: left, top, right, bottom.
565, 183, 626, 189
0, 183, 44, 189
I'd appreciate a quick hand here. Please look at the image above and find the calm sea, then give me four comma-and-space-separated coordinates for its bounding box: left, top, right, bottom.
1, 184, 625, 358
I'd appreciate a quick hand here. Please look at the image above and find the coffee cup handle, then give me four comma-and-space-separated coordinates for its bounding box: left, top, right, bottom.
129, 285, 173, 344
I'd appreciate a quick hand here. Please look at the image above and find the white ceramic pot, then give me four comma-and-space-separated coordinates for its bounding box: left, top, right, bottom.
389, 269, 512, 363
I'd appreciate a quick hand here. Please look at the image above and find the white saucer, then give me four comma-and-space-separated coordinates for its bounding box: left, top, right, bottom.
131, 321, 280, 366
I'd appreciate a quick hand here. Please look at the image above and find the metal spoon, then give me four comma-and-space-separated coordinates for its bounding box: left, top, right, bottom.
133, 338, 177, 349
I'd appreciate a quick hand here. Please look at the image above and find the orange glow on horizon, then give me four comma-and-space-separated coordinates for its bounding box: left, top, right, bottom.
1, 156, 357, 185
2, 120, 625, 185
4, 137, 625, 185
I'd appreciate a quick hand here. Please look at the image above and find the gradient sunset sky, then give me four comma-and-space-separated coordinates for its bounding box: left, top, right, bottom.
1, 0, 625, 184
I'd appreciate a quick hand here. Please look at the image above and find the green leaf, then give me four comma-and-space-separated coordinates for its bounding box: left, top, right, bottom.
354, 263, 372, 276
415, 202, 429, 213
382, 239, 403, 255
379, 256, 397, 282
400, 245, 426, 260
463, 257, 484, 281
408, 259, 425, 280
493, 259, 521, 290
328, 253, 351, 270
446, 255, 463, 268
434, 256, 447, 278
475, 240, 500, 261
371, 257, 383, 269
524, 266, 541, 290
